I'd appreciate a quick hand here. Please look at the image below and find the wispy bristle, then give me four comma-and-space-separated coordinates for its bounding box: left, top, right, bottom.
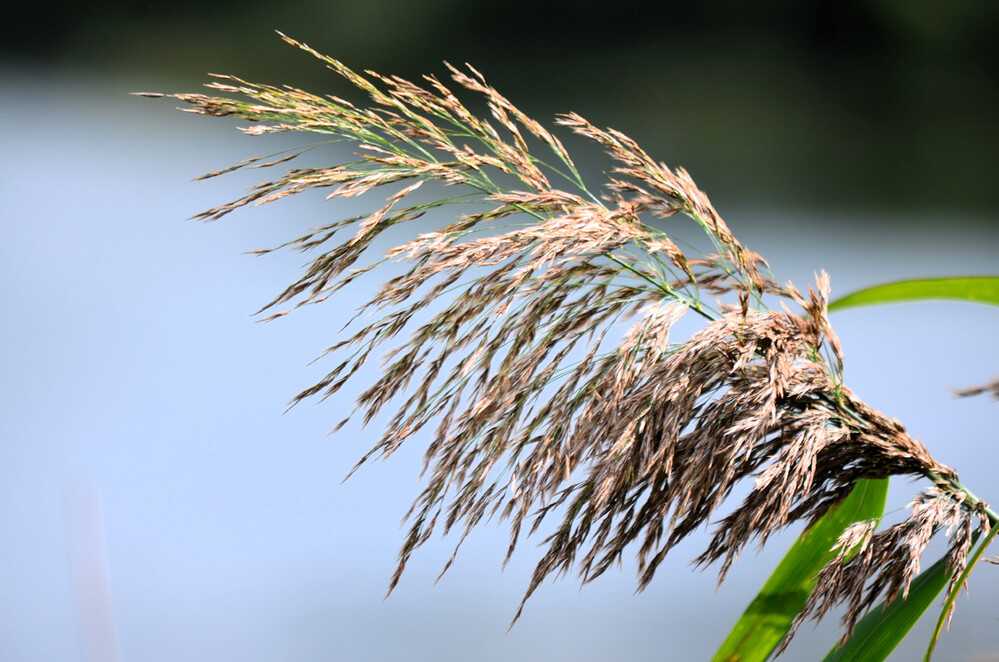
952, 377, 999, 400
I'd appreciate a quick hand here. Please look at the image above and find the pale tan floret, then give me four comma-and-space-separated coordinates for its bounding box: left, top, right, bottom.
953, 377, 999, 400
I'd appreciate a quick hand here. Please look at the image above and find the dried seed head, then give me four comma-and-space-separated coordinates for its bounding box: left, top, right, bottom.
158, 35, 988, 652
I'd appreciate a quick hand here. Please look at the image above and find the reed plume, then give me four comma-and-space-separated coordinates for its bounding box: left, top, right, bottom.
143, 33, 996, 650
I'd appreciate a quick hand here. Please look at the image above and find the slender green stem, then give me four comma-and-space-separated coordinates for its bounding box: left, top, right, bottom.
924, 523, 999, 661
605, 253, 716, 322
930, 471, 999, 527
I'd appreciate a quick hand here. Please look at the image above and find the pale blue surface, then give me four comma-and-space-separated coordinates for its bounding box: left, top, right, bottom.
2, 68, 998, 661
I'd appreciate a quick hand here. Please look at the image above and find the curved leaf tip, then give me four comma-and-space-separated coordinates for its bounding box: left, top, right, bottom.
828, 276, 999, 312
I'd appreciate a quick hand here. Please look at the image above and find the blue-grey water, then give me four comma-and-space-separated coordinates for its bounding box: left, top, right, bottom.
2, 67, 998, 661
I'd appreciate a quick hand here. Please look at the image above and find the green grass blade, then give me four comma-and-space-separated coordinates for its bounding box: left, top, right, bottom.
712, 478, 889, 662
828, 276, 999, 312
822, 556, 951, 662
924, 524, 999, 661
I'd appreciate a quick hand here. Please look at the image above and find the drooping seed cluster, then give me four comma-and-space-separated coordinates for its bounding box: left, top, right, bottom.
778, 486, 987, 653
153, 34, 990, 651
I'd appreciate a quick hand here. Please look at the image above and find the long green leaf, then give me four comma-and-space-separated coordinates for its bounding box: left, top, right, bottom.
828, 276, 999, 312
711, 478, 889, 662
822, 556, 951, 662
924, 524, 999, 661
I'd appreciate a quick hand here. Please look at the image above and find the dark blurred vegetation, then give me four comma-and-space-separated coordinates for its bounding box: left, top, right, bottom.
8, 0, 999, 216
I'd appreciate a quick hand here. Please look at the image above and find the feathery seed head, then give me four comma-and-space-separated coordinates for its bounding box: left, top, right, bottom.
156, 34, 989, 651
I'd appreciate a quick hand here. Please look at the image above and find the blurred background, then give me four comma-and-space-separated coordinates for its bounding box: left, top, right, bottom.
2, 1, 998, 660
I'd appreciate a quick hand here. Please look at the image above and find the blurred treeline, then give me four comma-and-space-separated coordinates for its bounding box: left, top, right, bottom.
9, 0, 999, 216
